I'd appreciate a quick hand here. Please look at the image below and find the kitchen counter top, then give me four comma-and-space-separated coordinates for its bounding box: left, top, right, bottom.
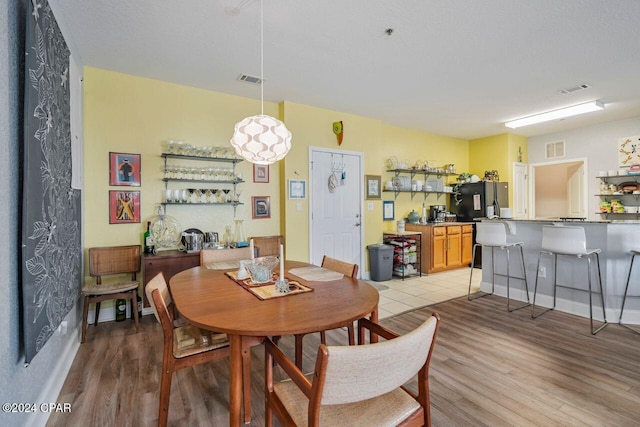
476, 217, 639, 224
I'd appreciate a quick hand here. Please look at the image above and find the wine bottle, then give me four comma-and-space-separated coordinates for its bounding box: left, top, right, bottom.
144, 221, 154, 254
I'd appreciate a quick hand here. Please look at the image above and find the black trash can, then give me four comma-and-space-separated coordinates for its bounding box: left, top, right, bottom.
368, 244, 394, 281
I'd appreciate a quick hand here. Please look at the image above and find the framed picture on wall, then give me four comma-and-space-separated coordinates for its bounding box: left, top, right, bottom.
365, 175, 381, 199
253, 164, 269, 183
383, 200, 395, 221
288, 179, 306, 199
252, 196, 271, 219
109, 152, 141, 186
109, 190, 141, 224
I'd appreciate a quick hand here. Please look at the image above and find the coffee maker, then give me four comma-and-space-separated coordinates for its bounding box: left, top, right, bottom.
430, 205, 446, 223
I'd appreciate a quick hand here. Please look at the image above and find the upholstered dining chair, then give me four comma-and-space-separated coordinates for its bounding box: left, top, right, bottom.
265, 313, 441, 427
81, 245, 141, 343
250, 235, 283, 257
200, 246, 252, 266
293, 256, 360, 368
146, 273, 257, 426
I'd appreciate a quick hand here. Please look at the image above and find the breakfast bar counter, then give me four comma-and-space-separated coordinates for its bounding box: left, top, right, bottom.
479, 219, 640, 324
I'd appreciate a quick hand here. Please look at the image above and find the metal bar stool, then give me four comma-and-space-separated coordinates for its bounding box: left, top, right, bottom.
532, 225, 608, 335
468, 221, 530, 312
619, 249, 640, 334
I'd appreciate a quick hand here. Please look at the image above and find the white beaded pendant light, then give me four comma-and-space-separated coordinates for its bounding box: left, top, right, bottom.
230, 0, 292, 165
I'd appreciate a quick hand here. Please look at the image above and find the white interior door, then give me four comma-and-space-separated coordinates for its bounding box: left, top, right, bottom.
309, 147, 363, 274
513, 162, 528, 219
567, 163, 585, 217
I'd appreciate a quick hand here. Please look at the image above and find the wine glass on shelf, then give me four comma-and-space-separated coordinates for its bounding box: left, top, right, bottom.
233, 187, 242, 203
167, 139, 176, 154
222, 189, 231, 203
204, 189, 213, 203
188, 188, 195, 204
193, 188, 202, 204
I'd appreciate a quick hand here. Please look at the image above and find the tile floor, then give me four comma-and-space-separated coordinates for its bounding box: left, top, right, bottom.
373, 268, 482, 319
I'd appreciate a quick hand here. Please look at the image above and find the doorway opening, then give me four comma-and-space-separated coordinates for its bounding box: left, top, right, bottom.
530, 158, 588, 220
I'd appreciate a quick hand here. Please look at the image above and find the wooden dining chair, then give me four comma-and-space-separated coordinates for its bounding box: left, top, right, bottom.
146, 273, 255, 426
250, 235, 283, 257
81, 245, 141, 343
293, 256, 359, 368
265, 313, 441, 427
200, 246, 252, 266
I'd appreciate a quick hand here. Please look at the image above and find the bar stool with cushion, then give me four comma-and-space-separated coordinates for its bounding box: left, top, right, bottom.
619, 249, 640, 334
468, 221, 530, 312
532, 225, 608, 335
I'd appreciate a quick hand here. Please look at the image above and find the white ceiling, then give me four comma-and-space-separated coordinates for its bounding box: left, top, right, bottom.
50, 0, 640, 140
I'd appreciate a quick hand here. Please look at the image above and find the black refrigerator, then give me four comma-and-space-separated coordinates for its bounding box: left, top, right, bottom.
450, 181, 509, 221
450, 181, 509, 268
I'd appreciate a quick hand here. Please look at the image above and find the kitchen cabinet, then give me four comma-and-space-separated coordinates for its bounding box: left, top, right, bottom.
595, 173, 640, 219
383, 232, 422, 280
142, 250, 200, 307
161, 153, 244, 216
405, 223, 474, 274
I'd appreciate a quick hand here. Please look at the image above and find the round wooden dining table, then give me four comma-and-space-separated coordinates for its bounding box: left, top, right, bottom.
170, 260, 379, 426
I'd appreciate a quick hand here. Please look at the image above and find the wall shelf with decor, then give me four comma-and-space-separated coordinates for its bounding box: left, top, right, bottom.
161, 153, 244, 216
595, 173, 640, 219
384, 168, 457, 200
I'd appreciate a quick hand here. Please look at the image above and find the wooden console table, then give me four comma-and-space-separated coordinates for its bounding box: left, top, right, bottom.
142, 250, 200, 307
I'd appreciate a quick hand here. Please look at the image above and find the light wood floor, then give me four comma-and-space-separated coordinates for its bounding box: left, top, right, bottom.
48, 296, 640, 426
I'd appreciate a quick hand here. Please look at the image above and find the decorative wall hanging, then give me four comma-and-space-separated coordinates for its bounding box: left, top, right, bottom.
109, 152, 141, 186
22, 0, 82, 364
109, 191, 141, 224
365, 175, 382, 199
252, 196, 271, 219
253, 164, 269, 183
618, 136, 640, 167
288, 179, 306, 199
383, 200, 395, 221
333, 121, 344, 145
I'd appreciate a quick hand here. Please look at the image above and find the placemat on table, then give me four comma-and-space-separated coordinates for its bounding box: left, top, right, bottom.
225, 271, 313, 300
288, 266, 344, 281
205, 260, 241, 270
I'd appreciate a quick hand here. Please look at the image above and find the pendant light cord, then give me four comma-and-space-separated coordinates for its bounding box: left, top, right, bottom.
260, 0, 264, 116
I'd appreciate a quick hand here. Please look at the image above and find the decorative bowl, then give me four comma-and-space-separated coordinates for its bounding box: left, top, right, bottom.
245, 256, 279, 283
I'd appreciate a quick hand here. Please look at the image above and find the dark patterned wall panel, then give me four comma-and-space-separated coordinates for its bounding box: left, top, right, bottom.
21, 0, 81, 364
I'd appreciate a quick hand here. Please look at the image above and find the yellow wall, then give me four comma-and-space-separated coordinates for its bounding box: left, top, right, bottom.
84, 67, 524, 276
469, 133, 528, 207
83, 67, 281, 257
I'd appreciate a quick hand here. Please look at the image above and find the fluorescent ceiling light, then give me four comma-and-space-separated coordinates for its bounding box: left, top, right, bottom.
505, 100, 605, 129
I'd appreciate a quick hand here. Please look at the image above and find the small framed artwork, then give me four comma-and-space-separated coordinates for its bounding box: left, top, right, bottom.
252, 196, 271, 219
618, 135, 640, 167
109, 191, 140, 224
288, 179, 307, 199
365, 175, 381, 199
253, 164, 269, 183
383, 200, 395, 221
109, 152, 141, 186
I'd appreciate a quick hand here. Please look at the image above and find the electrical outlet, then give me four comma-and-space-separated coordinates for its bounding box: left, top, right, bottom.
538, 266, 546, 278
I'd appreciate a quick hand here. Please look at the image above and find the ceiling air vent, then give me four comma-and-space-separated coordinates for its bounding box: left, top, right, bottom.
559, 83, 591, 94
545, 140, 565, 159
237, 74, 262, 85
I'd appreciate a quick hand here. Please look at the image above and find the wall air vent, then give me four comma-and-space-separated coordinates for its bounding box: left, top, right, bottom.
237, 74, 262, 85
545, 140, 565, 159
559, 83, 591, 94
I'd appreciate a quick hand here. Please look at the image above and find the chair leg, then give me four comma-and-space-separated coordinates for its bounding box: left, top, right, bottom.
94, 301, 101, 326
468, 244, 493, 301
320, 331, 327, 345
81, 296, 90, 343
589, 253, 608, 335
619, 253, 640, 334
242, 346, 252, 424
507, 246, 530, 312
158, 363, 173, 427
532, 252, 553, 319
131, 290, 140, 332
294, 334, 304, 369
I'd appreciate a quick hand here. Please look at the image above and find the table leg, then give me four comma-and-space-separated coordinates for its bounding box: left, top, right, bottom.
229, 334, 242, 427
